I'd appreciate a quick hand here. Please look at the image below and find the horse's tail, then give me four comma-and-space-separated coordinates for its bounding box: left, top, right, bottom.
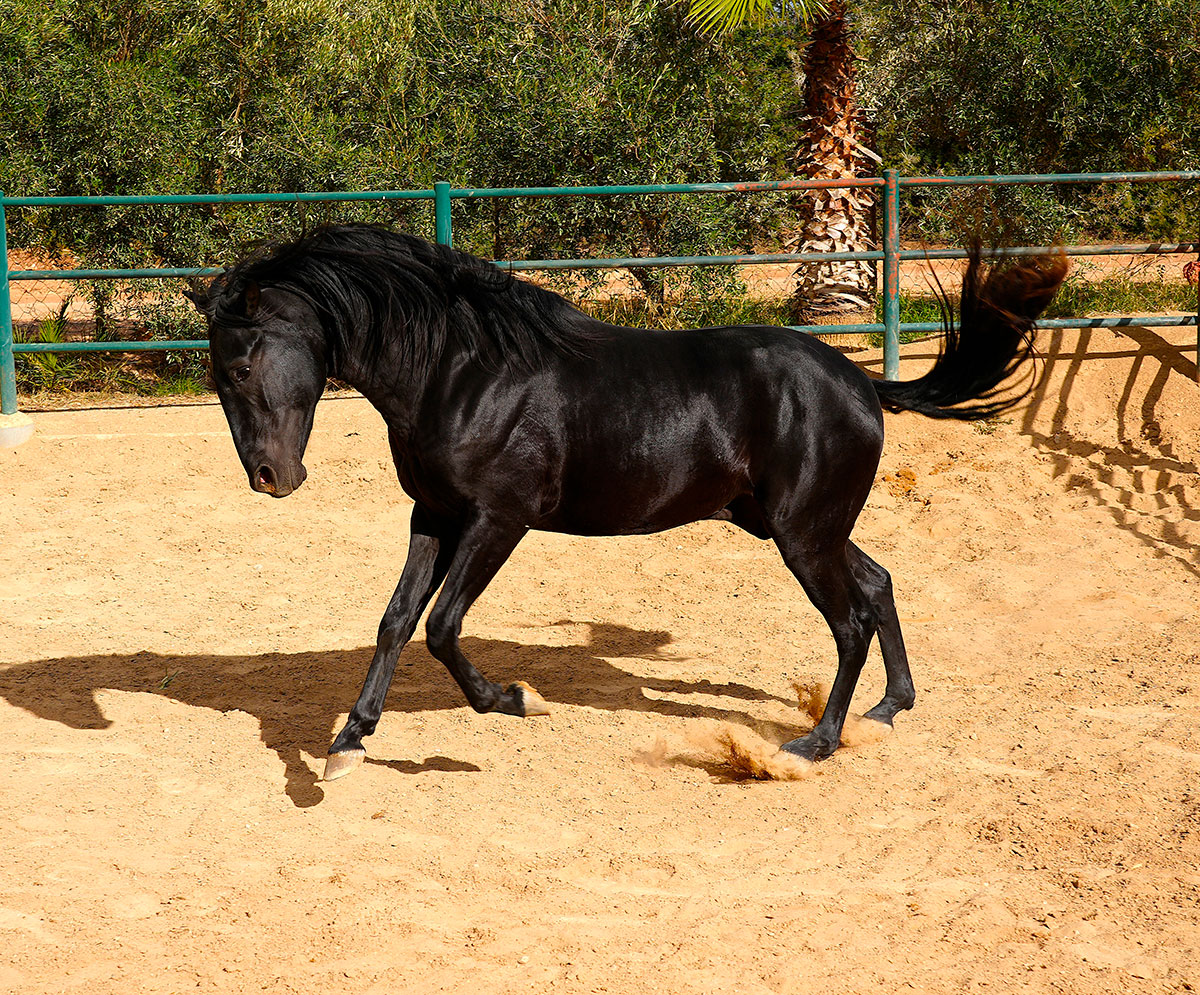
871, 246, 1067, 420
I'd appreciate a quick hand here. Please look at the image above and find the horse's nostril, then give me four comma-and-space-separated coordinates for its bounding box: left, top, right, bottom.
256, 465, 277, 492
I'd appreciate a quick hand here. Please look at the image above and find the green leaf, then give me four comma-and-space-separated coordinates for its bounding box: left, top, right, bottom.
684, 0, 830, 37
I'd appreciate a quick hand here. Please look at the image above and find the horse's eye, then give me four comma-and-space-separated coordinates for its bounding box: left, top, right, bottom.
232, 366, 251, 383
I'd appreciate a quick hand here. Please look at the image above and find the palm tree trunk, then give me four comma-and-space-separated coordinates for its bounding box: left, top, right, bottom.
788, 1, 877, 319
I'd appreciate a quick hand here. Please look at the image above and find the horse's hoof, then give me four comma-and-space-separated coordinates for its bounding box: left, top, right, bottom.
779, 733, 835, 762
323, 749, 366, 781
512, 681, 551, 717
860, 708, 896, 727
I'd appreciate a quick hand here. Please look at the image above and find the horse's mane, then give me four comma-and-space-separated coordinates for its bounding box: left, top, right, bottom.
194, 224, 606, 375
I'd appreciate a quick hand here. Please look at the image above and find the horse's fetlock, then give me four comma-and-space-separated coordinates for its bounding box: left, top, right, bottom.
467, 685, 504, 713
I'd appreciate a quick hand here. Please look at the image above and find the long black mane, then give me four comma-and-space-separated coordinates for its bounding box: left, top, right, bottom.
195, 224, 607, 375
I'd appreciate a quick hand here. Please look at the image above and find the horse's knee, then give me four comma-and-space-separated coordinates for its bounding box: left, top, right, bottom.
874, 565, 893, 599
853, 554, 892, 599
846, 599, 880, 644
376, 607, 414, 650
830, 602, 877, 653
376, 599, 427, 658
425, 612, 459, 660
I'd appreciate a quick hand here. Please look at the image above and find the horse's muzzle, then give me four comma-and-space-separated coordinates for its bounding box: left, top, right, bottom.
251, 461, 307, 498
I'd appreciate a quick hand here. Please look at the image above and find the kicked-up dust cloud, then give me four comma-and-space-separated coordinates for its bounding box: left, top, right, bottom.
636, 681, 891, 781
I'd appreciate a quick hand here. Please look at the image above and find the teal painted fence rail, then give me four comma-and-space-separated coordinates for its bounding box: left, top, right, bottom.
3, 170, 1199, 416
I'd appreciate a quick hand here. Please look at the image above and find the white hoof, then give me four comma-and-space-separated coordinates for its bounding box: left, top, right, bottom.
514, 681, 551, 717
322, 749, 366, 781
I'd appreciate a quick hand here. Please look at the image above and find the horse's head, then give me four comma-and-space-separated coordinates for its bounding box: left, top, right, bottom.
189, 281, 327, 498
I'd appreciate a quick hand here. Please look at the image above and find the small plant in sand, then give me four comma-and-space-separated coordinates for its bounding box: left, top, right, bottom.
16, 317, 82, 392
973, 416, 1010, 436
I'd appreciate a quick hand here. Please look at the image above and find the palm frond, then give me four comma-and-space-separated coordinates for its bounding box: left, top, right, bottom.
684, 0, 830, 37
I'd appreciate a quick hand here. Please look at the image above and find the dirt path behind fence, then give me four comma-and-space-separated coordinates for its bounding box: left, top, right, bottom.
7, 246, 1196, 328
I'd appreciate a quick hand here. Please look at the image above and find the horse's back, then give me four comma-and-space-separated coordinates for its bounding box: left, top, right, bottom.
573, 321, 884, 456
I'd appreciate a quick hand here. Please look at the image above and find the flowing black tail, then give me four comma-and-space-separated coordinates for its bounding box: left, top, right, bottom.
872, 246, 1067, 420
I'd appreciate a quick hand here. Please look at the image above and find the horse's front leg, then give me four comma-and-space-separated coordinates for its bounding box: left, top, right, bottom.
324, 506, 457, 780
424, 513, 550, 719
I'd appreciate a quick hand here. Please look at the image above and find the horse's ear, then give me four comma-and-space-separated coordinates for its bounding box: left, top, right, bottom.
182, 286, 208, 315
244, 282, 261, 317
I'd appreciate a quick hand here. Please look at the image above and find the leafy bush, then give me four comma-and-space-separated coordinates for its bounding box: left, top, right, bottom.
0, 0, 799, 268
859, 0, 1200, 242
3, 0, 1197, 388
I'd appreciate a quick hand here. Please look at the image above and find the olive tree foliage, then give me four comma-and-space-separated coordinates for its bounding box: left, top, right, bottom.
3, 0, 1198, 267
0, 0, 800, 267
857, 0, 1200, 242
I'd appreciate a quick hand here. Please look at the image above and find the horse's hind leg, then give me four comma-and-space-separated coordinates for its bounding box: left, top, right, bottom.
773, 535, 878, 761
847, 542, 916, 726
424, 514, 550, 720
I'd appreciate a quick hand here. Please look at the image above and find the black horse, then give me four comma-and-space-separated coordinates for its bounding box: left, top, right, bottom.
187, 225, 1065, 780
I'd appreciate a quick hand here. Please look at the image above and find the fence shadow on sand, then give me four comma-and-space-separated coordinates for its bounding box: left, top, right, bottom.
859, 323, 1200, 578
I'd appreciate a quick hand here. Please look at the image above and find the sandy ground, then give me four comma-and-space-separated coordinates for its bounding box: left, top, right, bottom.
1, 325, 1198, 994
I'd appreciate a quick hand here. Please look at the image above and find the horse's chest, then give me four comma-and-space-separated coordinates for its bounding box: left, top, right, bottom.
390, 448, 465, 518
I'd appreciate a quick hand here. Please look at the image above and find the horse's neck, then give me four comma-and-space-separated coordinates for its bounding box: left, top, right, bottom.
333, 330, 428, 437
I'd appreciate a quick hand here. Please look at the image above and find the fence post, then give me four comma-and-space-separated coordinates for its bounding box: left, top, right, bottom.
434, 182, 452, 247
0, 196, 18, 404
881, 169, 901, 381
0, 196, 17, 414
0, 194, 32, 445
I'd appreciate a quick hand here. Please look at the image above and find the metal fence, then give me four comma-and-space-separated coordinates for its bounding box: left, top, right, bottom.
3, 168, 1199, 417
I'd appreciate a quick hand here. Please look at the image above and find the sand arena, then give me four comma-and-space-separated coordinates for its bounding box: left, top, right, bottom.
1, 326, 1197, 993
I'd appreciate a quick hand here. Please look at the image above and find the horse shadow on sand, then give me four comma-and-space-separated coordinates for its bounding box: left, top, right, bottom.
0, 622, 799, 807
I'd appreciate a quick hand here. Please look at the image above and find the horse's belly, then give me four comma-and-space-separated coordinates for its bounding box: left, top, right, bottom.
535, 462, 745, 536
